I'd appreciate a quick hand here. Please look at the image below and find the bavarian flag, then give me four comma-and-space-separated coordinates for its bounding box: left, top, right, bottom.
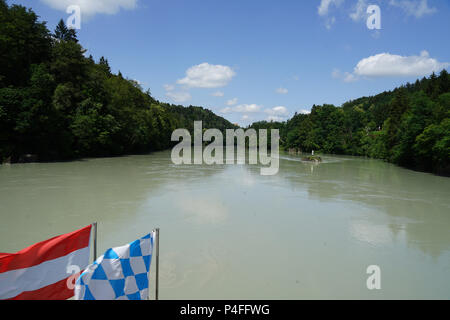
75, 233, 154, 300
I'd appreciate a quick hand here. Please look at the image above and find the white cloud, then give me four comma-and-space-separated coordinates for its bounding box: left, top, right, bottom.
166, 91, 191, 103
265, 106, 289, 122
221, 104, 262, 114
318, 0, 344, 16
267, 116, 285, 122
276, 87, 289, 94
222, 104, 290, 124
264, 106, 289, 116
389, 0, 437, 18
354, 51, 449, 77
221, 104, 291, 124
325, 16, 336, 29
319, 0, 436, 28
333, 51, 449, 82
332, 68, 341, 79
226, 98, 238, 106
233, 104, 262, 113
164, 84, 175, 91
40, 0, 137, 17
299, 109, 311, 115
344, 73, 358, 82
332, 69, 358, 82
177, 63, 236, 88
211, 91, 224, 97
333, 70, 357, 82
318, 0, 343, 29
164, 83, 191, 103
350, 0, 369, 21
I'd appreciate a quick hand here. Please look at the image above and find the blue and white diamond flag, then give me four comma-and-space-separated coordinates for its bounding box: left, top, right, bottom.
75, 233, 154, 300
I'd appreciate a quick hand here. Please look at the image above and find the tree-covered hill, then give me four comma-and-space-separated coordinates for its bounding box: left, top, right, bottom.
0, 0, 235, 163
249, 72, 450, 176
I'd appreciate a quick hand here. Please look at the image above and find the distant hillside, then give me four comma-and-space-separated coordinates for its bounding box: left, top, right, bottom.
159, 103, 238, 133
0, 0, 235, 163
249, 71, 450, 176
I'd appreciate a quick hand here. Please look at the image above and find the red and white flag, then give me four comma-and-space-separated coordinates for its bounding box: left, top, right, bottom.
0, 225, 92, 300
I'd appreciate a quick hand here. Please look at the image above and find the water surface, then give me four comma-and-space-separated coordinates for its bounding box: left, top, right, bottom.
0, 151, 449, 299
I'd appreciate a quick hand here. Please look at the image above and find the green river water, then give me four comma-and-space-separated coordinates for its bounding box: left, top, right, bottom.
0, 151, 449, 299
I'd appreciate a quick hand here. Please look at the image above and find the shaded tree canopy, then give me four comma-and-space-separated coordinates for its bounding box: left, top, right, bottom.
54, 18, 78, 43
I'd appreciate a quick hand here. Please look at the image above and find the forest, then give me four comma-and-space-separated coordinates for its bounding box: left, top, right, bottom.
0, 0, 236, 163
250, 71, 450, 176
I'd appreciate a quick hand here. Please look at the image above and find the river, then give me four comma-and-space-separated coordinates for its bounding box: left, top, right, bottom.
0, 151, 449, 299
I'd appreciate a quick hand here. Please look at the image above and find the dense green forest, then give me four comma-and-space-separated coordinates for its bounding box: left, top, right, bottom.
0, 0, 235, 163
250, 72, 450, 176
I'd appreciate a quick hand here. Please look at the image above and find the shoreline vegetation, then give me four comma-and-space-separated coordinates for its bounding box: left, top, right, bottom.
1, 1, 449, 176
249, 74, 450, 176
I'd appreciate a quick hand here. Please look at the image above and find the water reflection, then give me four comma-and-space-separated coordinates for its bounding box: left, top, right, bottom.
277, 152, 450, 259
0, 152, 227, 253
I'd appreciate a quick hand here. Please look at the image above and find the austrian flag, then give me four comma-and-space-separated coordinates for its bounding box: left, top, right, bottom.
0, 225, 92, 300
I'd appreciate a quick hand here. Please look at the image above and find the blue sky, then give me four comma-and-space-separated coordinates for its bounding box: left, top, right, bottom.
10, 0, 450, 126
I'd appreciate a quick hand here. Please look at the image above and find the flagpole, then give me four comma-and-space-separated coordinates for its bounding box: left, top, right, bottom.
154, 228, 160, 301
92, 222, 98, 262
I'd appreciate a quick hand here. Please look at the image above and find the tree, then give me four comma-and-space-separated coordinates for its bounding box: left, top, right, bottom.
50, 39, 87, 84
99, 56, 111, 74
54, 19, 78, 42
438, 69, 450, 95
0, 2, 51, 86
414, 119, 450, 174
392, 93, 434, 166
